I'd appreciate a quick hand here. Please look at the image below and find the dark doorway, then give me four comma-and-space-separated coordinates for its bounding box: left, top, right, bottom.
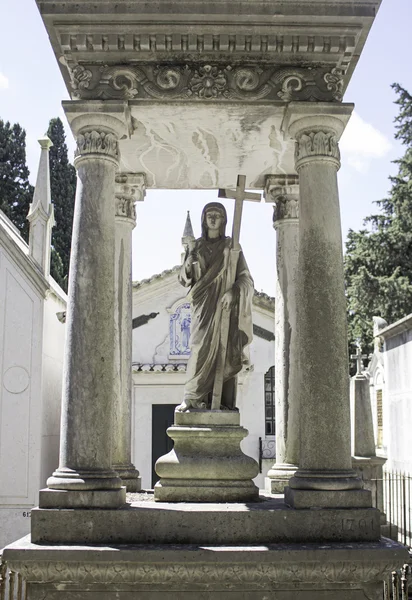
151, 404, 177, 487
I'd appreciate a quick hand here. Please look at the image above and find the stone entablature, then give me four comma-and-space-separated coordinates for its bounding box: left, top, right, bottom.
36, 0, 380, 100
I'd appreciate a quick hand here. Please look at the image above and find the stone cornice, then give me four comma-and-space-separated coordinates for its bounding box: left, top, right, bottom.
34, 0, 381, 97
68, 63, 345, 103
378, 313, 412, 340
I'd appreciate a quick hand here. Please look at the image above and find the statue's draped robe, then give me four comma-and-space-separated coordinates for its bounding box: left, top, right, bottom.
179, 236, 254, 408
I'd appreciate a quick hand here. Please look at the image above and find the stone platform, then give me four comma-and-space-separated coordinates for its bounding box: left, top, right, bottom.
31, 493, 382, 545
4, 535, 408, 600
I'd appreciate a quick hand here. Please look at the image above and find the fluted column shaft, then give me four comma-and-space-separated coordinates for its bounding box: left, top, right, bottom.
44, 114, 127, 509
283, 104, 369, 509
112, 173, 145, 492
264, 175, 299, 494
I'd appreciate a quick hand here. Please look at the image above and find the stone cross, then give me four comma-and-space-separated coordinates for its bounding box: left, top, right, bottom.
211, 175, 261, 409
218, 174, 261, 250
350, 346, 368, 376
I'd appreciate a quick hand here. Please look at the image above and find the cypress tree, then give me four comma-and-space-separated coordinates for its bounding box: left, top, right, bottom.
0, 119, 33, 241
345, 84, 412, 364
47, 117, 76, 291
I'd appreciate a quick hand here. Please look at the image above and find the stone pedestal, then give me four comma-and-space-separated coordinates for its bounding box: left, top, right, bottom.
4, 536, 408, 600
283, 104, 368, 509
350, 365, 394, 537
43, 113, 127, 509
112, 173, 145, 492
264, 175, 300, 494
154, 411, 259, 502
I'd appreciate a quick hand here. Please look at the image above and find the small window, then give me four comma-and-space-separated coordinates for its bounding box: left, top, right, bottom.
376, 389, 383, 447
264, 366, 275, 436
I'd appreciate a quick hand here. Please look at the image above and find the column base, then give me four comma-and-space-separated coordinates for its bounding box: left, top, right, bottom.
113, 464, 142, 492
45, 467, 125, 508
39, 487, 126, 509
265, 463, 297, 494
286, 468, 371, 509
285, 486, 372, 509
47, 467, 123, 491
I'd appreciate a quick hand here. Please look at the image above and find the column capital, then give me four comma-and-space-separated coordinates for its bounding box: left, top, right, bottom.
282, 102, 354, 171
67, 113, 126, 166
115, 173, 146, 226
264, 174, 299, 226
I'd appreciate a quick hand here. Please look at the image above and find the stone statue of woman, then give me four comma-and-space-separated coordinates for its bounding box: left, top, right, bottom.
176, 202, 254, 412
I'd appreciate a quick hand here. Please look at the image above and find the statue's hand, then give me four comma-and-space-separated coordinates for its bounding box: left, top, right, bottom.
221, 289, 235, 310
186, 250, 199, 266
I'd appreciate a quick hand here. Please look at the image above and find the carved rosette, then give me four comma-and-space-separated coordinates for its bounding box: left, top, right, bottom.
294, 130, 341, 169
264, 175, 299, 226
74, 130, 119, 162
115, 173, 146, 226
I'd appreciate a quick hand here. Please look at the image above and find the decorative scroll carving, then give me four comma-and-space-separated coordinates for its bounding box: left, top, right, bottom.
68, 62, 345, 103
70, 65, 93, 93
324, 67, 345, 102
75, 130, 119, 160
295, 131, 340, 165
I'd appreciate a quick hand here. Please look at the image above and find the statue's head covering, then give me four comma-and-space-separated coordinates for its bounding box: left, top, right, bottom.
201, 202, 227, 239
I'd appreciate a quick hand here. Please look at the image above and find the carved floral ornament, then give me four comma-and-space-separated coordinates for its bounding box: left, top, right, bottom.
115, 196, 136, 222
69, 63, 344, 103
273, 195, 300, 223
294, 131, 341, 165
75, 130, 119, 160
11, 559, 399, 585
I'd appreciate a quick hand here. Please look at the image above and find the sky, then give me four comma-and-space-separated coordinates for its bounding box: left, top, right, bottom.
0, 0, 411, 297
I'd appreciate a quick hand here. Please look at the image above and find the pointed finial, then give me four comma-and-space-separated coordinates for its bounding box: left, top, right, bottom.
182, 210, 195, 247
27, 132, 55, 276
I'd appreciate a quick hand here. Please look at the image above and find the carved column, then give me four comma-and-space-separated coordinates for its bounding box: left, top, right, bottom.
112, 173, 145, 492
283, 104, 370, 509
264, 175, 299, 494
43, 114, 127, 508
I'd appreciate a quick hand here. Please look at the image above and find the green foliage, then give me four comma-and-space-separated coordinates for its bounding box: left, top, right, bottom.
47, 117, 76, 291
0, 119, 33, 241
345, 84, 412, 365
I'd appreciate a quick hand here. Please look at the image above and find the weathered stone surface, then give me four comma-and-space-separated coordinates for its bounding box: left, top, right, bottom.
45, 114, 127, 507
112, 172, 144, 493
154, 411, 259, 502
284, 104, 367, 508
4, 535, 408, 600
351, 375, 376, 457
38, 487, 126, 509
31, 496, 381, 545
264, 174, 300, 493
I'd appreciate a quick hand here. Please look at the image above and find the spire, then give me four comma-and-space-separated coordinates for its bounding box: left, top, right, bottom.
181, 211, 195, 247
27, 135, 55, 276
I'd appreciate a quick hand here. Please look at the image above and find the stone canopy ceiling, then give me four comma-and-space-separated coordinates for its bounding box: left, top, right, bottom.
36, 0, 382, 188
